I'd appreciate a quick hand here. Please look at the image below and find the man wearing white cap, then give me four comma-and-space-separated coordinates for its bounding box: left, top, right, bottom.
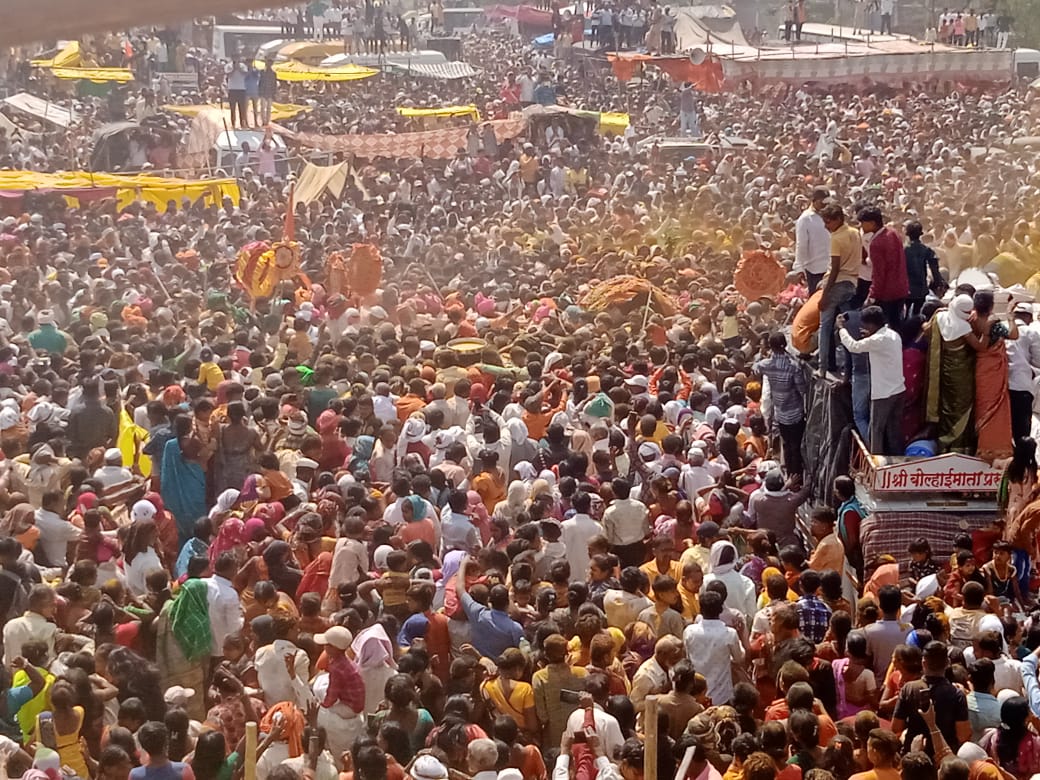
94, 448, 134, 489
28, 310, 67, 355
313, 626, 365, 766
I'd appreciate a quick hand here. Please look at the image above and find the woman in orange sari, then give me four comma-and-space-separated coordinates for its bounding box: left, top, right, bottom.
973, 290, 1018, 463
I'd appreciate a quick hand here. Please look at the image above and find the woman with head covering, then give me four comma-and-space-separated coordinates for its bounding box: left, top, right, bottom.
466, 490, 492, 544
24, 444, 64, 508
348, 435, 376, 482
295, 551, 333, 604
978, 696, 1040, 779
143, 491, 178, 562
506, 418, 538, 475
155, 578, 211, 721
316, 409, 348, 472
351, 623, 398, 716
209, 489, 241, 523
926, 294, 983, 453
396, 416, 431, 468
174, 517, 212, 579
492, 480, 528, 528
0, 503, 39, 554
208, 517, 248, 568
703, 540, 757, 620
514, 461, 537, 485
568, 429, 597, 478
398, 494, 437, 549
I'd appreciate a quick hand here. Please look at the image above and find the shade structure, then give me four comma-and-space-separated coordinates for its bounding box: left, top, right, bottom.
0, 171, 239, 213
271, 60, 378, 82
49, 66, 135, 83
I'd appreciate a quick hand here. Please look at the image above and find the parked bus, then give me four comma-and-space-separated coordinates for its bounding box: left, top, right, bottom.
212, 24, 285, 60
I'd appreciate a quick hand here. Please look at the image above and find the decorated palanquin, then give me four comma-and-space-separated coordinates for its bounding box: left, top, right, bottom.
233, 187, 310, 305
235, 239, 309, 302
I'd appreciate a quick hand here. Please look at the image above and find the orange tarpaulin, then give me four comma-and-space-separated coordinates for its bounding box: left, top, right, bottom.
607, 53, 725, 92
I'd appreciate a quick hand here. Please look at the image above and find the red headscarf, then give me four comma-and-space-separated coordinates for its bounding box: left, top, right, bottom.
76, 492, 99, 514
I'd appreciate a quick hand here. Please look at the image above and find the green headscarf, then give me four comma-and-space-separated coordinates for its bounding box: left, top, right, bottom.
168, 578, 213, 662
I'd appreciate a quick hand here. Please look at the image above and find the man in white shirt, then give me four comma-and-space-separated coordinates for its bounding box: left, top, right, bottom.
3, 585, 58, 668
34, 491, 80, 568
372, 383, 399, 423
838, 305, 906, 455
564, 676, 625, 760
1007, 302, 1040, 442
680, 448, 715, 498
207, 553, 244, 656
683, 590, 744, 705
440, 490, 480, 556
561, 491, 603, 581
793, 188, 832, 294
252, 615, 315, 709
93, 447, 134, 488
602, 478, 650, 568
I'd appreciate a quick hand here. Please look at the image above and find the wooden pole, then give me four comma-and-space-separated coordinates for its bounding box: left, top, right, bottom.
244, 722, 258, 780
645, 695, 659, 780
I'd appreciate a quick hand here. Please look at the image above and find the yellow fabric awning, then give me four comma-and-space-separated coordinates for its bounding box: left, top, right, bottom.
396, 105, 480, 121
31, 40, 81, 68
599, 111, 630, 136
270, 60, 378, 82
164, 102, 311, 121
50, 66, 134, 83
0, 171, 239, 213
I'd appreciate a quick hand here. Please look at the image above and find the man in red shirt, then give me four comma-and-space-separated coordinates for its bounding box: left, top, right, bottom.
860, 207, 909, 328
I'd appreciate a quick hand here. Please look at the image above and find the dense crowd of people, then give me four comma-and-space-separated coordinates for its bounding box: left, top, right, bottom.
4, 11, 1040, 780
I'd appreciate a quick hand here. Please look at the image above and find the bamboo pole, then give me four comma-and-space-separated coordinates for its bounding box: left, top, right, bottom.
645, 695, 659, 780
244, 722, 258, 780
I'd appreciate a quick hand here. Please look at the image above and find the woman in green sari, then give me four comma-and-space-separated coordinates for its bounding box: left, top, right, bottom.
927, 294, 985, 453
156, 578, 212, 721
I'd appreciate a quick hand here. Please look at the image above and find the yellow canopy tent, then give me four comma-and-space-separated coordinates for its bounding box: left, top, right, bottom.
31, 40, 81, 68
164, 102, 311, 121
50, 66, 134, 83
0, 171, 239, 213
32, 42, 133, 82
269, 60, 378, 82
396, 105, 480, 121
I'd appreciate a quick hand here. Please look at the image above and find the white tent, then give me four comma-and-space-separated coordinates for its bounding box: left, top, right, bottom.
3, 92, 79, 127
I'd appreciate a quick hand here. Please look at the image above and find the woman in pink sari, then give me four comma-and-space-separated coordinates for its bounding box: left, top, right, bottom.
973, 290, 1018, 463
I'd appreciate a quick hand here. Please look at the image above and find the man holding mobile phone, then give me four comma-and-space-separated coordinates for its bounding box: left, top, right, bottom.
891, 641, 971, 755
